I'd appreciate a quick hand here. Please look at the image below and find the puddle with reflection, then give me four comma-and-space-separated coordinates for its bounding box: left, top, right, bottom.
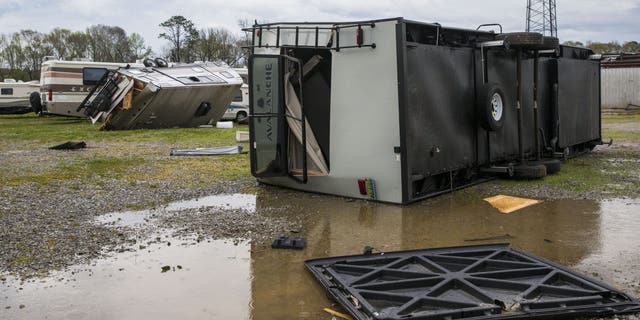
2, 238, 251, 319
3, 190, 640, 320
95, 193, 256, 227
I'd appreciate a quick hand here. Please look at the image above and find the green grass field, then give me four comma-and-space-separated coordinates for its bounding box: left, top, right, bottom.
0, 114, 251, 188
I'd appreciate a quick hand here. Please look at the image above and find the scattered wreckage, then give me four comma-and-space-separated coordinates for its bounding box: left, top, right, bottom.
306, 244, 640, 320
77, 59, 243, 130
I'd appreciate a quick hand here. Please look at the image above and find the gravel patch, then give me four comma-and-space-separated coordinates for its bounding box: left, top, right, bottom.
0, 178, 277, 278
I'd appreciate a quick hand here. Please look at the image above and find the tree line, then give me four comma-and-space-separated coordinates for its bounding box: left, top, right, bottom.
0, 15, 249, 82
0, 26, 152, 81
562, 41, 640, 54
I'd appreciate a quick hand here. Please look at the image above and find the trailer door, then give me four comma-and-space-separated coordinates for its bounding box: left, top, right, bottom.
249, 55, 288, 177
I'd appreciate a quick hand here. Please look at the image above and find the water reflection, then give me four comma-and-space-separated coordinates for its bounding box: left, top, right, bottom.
2, 238, 252, 320
250, 189, 603, 319
95, 193, 257, 227
5, 188, 639, 320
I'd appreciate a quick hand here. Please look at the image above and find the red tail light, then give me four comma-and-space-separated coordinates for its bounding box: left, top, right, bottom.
358, 179, 367, 195
48, 89, 52, 101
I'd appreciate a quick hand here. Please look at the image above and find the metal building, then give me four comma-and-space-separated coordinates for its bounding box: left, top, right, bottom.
601, 54, 640, 110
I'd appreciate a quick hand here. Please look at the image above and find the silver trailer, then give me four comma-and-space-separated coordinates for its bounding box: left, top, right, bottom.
246, 18, 602, 204
78, 62, 243, 130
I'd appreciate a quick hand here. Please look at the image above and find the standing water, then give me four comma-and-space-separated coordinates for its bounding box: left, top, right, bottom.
2, 190, 639, 320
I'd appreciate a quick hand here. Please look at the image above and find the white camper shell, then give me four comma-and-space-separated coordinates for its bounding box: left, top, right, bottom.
39, 59, 142, 117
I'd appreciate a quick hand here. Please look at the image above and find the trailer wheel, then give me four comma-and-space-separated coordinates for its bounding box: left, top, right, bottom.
236, 111, 248, 123
538, 36, 560, 50
496, 32, 543, 49
512, 164, 547, 180
29, 91, 42, 114
529, 159, 561, 175
477, 84, 506, 131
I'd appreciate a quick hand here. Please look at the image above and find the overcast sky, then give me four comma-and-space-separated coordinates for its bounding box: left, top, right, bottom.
0, 0, 638, 53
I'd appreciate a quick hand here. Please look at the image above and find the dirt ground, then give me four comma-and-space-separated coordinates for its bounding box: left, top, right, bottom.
1, 113, 639, 319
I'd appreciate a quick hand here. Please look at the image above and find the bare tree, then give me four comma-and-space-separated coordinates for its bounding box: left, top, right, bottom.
87, 25, 135, 62
66, 31, 90, 60
20, 30, 52, 79
159, 16, 199, 62
129, 33, 152, 60
622, 41, 640, 54
46, 28, 72, 59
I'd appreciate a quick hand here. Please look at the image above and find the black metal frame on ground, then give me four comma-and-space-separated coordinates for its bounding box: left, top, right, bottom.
306, 244, 640, 320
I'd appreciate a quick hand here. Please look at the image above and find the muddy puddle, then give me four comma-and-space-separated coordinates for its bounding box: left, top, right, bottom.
3, 191, 640, 320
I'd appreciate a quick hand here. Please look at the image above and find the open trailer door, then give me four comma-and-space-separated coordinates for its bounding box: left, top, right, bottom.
249, 54, 329, 182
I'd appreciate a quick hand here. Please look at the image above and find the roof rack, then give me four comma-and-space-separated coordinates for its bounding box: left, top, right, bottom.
243, 23, 377, 52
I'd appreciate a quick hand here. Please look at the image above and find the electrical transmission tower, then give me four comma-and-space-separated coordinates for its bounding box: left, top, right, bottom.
526, 0, 558, 37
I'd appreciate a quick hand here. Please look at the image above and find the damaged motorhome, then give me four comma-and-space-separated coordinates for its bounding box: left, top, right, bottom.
36, 59, 143, 117
78, 61, 243, 130
246, 18, 603, 204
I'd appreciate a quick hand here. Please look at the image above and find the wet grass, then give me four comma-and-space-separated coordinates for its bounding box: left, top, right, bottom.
491, 114, 640, 198
0, 114, 251, 188
0, 113, 246, 145
602, 113, 640, 123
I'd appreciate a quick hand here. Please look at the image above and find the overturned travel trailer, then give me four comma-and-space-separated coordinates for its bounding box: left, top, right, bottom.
78, 61, 243, 130
36, 59, 142, 117
246, 18, 603, 204
0, 79, 40, 114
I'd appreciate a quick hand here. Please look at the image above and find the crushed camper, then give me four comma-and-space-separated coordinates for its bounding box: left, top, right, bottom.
77, 60, 243, 130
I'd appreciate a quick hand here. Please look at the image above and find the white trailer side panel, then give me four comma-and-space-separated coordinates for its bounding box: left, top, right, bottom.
258, 20, 404, 203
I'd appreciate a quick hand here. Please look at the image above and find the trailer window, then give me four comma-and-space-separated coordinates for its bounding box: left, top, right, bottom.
1, 88, 13, 95
233, 89, 243, 102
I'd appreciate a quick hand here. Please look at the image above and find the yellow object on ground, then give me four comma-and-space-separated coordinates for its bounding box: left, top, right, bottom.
484, 195, 541, 214
323, 308, 353, 320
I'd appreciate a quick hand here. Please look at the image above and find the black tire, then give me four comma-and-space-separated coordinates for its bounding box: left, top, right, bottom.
154, 58, 169, 68
496, 32, 543, 49
512, 164, 547, 180
477, 83, 506, 131
143, 58, 156, 68
236, 111, 248, 123
539, 36, 559, 50
29, 91, 42, 114
529, 159, 561, 175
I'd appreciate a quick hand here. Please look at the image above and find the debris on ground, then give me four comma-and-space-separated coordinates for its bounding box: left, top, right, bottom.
271, 236, 306, 250
464, 234, 514, 242
323, 308, 353, 320
484, 195, 541, 213
306, 244, 640, 320
170, 145, 243, 156
49, 141, 87, 150
235, 131, 249, 142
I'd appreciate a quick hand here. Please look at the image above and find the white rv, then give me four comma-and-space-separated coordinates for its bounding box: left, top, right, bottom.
0, 79, 40, 114
38, 59, 142, 117
222, 68, 249, 122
